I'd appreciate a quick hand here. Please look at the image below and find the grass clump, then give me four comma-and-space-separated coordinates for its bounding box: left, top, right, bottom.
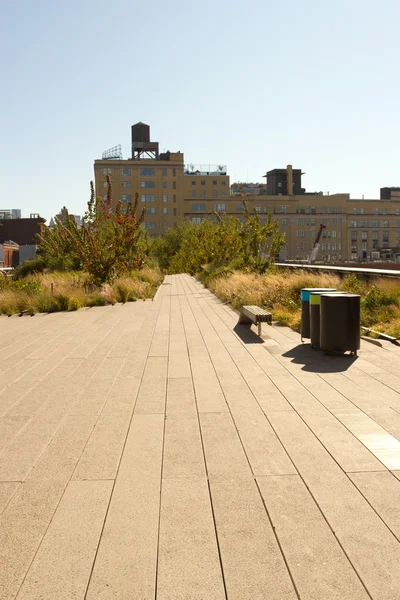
204, 268, 400, 338
0, 267, 163, 316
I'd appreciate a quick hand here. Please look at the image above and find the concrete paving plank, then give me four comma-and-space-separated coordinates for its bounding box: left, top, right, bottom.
0, 482, 21, 515
210, 477, 297, 599
268, 409, 400, 599
16, 480, 112, 600
86, 414, 163, 600
166, 377, 198, 417
72, 415, 130, 480
258, 475, 370, 599
157, 478, 225, 600
200, 412, 252, 478
163, 416, 206, 479
349, 471, 400, 540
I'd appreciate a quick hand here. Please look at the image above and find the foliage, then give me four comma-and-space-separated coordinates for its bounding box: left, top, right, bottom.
37, 177, 148, 284
0, 268, 162, 315
151, 200, 286, 275
204, 268, 400, 338
12, 256, 48, 280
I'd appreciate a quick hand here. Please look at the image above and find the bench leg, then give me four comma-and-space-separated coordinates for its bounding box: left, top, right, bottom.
258, 322, 262, 336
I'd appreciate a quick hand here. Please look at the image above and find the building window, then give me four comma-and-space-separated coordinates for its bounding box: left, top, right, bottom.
351, 231, 357, 241
192, 180, 196, 185
360, 208, 365, 215
173, 208, 177, 216
103, 168, 112, 175
360, 220, 368, 227
382, 208, 387, 215
221, 180, 226, 186
201, 180, 206, 186
353, 208, 357, 215
140, 168, 155, 176
147, 207, 156, 215
278, 182, 282, 188
221, 190, 226, 198
281, 206, 287, 213
143, 221, 156, 229
121, 168, 131, 176
192, 190, 196, 198
371, 220, 379, 228
322, 207, 326, 214
201, 190, 206, 198
383, 231, 389, 248
213, 180, 217, 185
212, 190, 218, 198
396, 221, 400, 228
236, 204, 244, 212
141, 194, 156, 203
192, 203, 206, 211
281, 219, 287, 227
173, 181, 176, 190
164, 221, 168, 229
163, 207, 168, 215
173, 168, 176, 177
361, 231, 367, 240
141, 181, 155, 188
383, 220, 389, 228
191, 217, 203, 224
375, 208, 379, 215
213, 203, 226, 212
255, 206, 261, 213
173, 194, 176, 203
332, 230, 337, 238
163, 194, 168, 203
351, 220, 357, 227
122, 194, 132, 202
162, 168, 167, 176
162, 181, 167, 189
396, 208, 400, 215
122, 181, 132, 188
103, 181, 109, 188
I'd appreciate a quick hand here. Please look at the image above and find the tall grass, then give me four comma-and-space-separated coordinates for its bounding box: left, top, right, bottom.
0, 268, 163, 316
206, 268, 400, 337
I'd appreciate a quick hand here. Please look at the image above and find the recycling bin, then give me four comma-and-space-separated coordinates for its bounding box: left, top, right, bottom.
310, 291, 346, 349
300, 288, 336, 340
320, 293, 361, 355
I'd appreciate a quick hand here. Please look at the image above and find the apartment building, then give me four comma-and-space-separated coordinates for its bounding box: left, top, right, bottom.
94, 125, 400, 262
94, 122, 228, 235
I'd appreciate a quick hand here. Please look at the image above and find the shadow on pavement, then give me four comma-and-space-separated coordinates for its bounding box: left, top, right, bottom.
233, 324, 265, 344
282, 343, 358, 373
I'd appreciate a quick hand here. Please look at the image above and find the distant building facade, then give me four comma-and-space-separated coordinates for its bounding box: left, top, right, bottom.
0, 216, 45, 266
94, 124, 400, 263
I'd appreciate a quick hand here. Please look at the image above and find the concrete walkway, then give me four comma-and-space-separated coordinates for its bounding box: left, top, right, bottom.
1, 274, 400, 599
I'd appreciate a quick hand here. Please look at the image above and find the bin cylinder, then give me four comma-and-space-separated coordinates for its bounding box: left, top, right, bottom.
320, 294, 361, 353
310, 291, 347, 350
301, 288, 336, 339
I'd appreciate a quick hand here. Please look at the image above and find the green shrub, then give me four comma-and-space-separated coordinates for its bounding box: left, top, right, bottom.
68, 298, 81, 311
12, 256, 48, 280
56, 294, 70, 311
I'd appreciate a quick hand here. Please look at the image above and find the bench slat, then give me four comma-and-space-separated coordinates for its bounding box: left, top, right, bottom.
241, 306, 272, 323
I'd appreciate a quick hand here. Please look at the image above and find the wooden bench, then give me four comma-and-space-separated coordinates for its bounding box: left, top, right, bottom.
238, 305, 272, 336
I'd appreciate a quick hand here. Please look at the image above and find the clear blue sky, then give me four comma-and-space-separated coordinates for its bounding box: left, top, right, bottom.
1, 0, 399, 222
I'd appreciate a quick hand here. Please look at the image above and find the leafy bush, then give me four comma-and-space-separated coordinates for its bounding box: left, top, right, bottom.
37, 178, 148, 284
12, 256, 48, 280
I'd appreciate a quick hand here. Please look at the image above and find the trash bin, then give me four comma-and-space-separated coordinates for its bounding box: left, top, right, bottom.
320, 293, 361, 355
310, 291, 347, 349
301, 288, 336, 340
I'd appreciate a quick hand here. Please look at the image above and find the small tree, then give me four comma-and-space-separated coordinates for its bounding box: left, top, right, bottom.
38, 177, 147, 284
